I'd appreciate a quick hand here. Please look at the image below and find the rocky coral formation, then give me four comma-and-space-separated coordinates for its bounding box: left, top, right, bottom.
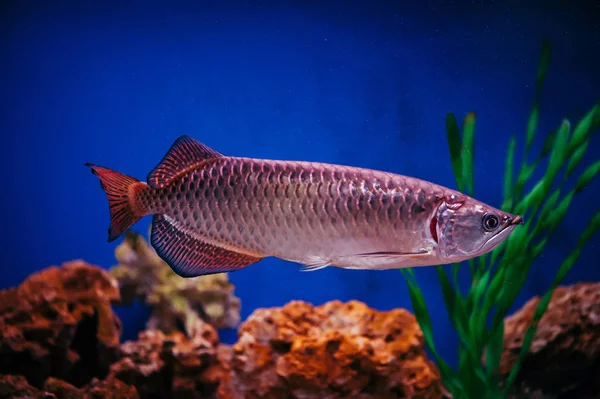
22, 259, 600, 398
1, 261, 441, 398
0, 260, 122, 388
110, 231, 241, 336
0, 374, 139, 399
107, 328, 224, 398
0, 261, 228, 399
501, 282, 600, 398
217, 299, 443, 399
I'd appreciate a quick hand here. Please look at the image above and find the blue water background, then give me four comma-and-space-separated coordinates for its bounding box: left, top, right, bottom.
2, 1, 599, 367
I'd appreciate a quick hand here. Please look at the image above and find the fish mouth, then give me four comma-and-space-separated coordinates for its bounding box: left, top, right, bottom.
479, 215, 523, 254
509, 215, 524, 226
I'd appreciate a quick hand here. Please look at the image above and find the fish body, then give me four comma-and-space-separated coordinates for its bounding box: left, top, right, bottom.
86, 135, 523, 277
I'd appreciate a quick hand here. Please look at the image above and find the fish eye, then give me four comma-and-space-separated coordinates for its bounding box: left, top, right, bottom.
482, 213, 500, 231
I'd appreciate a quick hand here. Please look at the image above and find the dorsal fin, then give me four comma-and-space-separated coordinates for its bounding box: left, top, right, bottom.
147, 135, 223, 188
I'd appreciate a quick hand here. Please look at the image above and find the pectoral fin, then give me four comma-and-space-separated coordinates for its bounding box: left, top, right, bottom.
329, 250, 432, 270
300, 256, 332, 272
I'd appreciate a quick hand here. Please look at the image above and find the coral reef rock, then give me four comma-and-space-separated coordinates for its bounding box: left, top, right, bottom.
110, 230, 241, 336
0, 260, 122, 389
107, 326, 224, 399
217, 299, 443, 399
502, 282, 600, 399
0, 374, 139, 399
0, 261, 444, 398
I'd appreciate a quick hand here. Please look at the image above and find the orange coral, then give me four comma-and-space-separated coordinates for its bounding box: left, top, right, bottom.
218, 300, 442, 399
108, 327, 224, 398
0, 260, 122, 388
0, 374, 139, 399
0, 262, 447, 398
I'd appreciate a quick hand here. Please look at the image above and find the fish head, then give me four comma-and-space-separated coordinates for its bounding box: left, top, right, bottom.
434, 194, 523, 263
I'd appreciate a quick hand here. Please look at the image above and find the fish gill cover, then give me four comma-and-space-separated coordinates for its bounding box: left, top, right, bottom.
401, 40, 600, 399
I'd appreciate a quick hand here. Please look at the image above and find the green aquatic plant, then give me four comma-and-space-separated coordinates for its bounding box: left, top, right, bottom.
401, 39, 600, 399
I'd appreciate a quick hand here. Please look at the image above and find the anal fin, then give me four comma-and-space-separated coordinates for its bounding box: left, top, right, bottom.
150, 214, 263, 277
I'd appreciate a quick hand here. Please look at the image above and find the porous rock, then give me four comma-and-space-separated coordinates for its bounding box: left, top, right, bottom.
0, 374, 139, 399
502, 282, 600, 398
107, 323, 224, 399
0, 260, 122, 388
217, 299, 442, 399
0, 374, 42, 399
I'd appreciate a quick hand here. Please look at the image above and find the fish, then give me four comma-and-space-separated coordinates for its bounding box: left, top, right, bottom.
85, 135, 523, 278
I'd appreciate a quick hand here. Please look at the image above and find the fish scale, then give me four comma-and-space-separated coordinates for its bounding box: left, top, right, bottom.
148, 157, 445, 264
86, 135, 523, 277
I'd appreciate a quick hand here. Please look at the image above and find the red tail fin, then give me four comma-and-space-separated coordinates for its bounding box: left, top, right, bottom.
85, 163, 151, 242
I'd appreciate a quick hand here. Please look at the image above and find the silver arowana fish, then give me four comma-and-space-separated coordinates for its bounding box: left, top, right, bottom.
86, 135, 523, 277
